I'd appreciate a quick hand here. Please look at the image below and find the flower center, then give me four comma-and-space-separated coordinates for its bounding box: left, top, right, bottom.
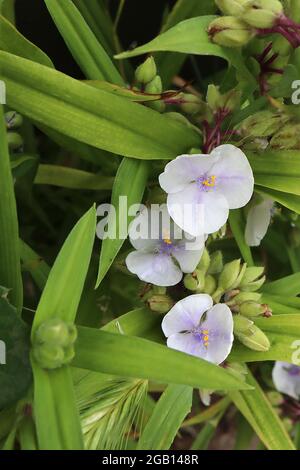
192, 327, 210, 348
196, 175, 217, 192
159, 232, 175, 254
285, 365, 300, 377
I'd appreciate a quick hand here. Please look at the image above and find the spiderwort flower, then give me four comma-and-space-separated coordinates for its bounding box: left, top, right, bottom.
159, 144, 254, 237
161, 294, 234, 364
272, 362, 300, 400
126, 206, 205, 287
245, 195, 274, 247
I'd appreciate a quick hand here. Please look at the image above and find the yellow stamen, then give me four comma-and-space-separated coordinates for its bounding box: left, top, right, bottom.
203, 175, 216, 187
163, 237, 172, 245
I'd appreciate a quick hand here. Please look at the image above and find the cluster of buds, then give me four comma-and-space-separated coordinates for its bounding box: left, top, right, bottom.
184, 254, 272, 352
141, 285, 174, 314
134, 56, 165, 113
32, 318, 77, 369
209, 0, 300, 49
5, 110, 23, 152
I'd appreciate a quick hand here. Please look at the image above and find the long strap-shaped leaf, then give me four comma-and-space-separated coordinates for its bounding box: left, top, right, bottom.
229, 209, 254, 266
96, 158, 149, 286
73, 326, 251, 391
137, 384, 193, 450
0, 52, 199, 159
0, 105, 23, 311
229, 368, 295, 450
44, 0, 123, 84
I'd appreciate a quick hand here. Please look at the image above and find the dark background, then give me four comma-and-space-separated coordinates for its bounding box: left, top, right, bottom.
15, 0, 178, 77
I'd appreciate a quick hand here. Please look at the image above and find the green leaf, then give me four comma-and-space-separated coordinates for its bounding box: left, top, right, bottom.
73, 326, 252, 391
263, 272, 300, 296
34, 164, 114, 190
0, 51, 199, 159
96, 158, 148, 286
44, 0, 123, 84
0, 295, 31, 408
229, 209, 254, 266
102, 307, 161, 341
229, 368, 295, 450
115, 16, 254, 84
256, 186, 300, 214
32, 361, 83, 450
230, 314, 300, 362
137, 384, 193, 450
20, 240, 50, 291
32, 205, 96, 333
0, 0, 15, 23
0, 13, 53, 66
0, 105, 23, 310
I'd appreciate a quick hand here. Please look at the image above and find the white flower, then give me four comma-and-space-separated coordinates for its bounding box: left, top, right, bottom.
245, 195, 274, 247
272, 361, 300, 400
126, 206, 206, 287
159, 144, 254, 237
161, 294, 234, 364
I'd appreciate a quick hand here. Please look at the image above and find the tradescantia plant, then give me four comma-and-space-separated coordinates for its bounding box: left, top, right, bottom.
1, 0, 300, 451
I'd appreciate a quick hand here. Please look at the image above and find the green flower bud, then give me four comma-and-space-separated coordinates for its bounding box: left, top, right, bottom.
216, 0, 248, 16
197, 248, 211, 274
241, 275, 266, 292
147, 294, 174, 314
184, 270, 205, 292
241, 0, 283, 29
33, 344, 65, 370
207, 84, 222, 112
270, 123, 300, 150
135, 56, 157, 84
239, 301, 267, 317
240, 266, 264, 286
5, 111, 23, 130
236, 323, 270, 351
145, 76, 165, 113
7, 131, 23, 150
203, 274, 217, 295
208, 16, 253, 48
239, 111, 286, 138
208, 251, 223, 274
230, 291, 262, 304
233, 314, 254, 333
218, 259, 242, 291
180, 93, 205, 115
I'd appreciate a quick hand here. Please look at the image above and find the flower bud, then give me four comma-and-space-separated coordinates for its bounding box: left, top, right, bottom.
239, 301, 267, 317
231, 291, 262, 304
203, 274, 217, 295
233, 314, 254, 334
207, 84, 222, 112
239, 111, 285, 138
180, 93, 205, 115
33, 344, 65, 370
236, 323, 270, 351
197, 248, 211, 274
270, 123, 300, 150
240, 266, 264, 286
5, 111, 23, 130
208, 16, 253, 48
135, 56, 157, 84
147, 294, 174, 314
184, 270, 205, 292
218, 259, 242, 291
208, 251, 223, 274
145, 76, 165, 113
241, 0, 283, 29
241, 275, 266, 292
7, 131, 23, 150
216, 0, 248, 16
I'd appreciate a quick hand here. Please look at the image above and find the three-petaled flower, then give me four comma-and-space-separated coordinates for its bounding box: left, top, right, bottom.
272, 361, 300, 400
126, 206, 206, 287
159, 144, 254, 237
161, 294, 234, 364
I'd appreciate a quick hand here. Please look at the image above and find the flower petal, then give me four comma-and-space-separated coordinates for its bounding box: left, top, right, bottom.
159, 154, 214, 194
167, 332, 207, 357
210, 144, 254, 209
272, 362, 300, 400
245, 196, 274, 247
126, 251, 182, 286
128, 208, 160, 251
162, 294, 213, 337
172, 236, 205, 273
200, 303, 234, 364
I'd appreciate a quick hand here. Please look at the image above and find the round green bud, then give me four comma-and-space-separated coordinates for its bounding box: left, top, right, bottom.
34, 318, 72, 348
241, 0, 283, 29
240, 266, 265, 286
208, 16, 253, 48
239, 301, 266, 317
233, 291, 262, 304
206, 84, 222, 112
203, 274, 217, 295
216, 0, 248, 16
218, 259, 242, 291
147, 294, 173, 314
5, 111, 23, 130
240, 111, 286, 138
240, 275, 266, 292
233, 314, 254, 334
184, 270, 205, 292
197, 248, 211, 274
236, 324, 270, 351
270, 123, 300, 150
135, 56, 157, 85
145, 75, 163, 95
7, 132, 23, 150
33, 344, 65, 370
180, 93, 205, 115
208, 251, 223, 274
